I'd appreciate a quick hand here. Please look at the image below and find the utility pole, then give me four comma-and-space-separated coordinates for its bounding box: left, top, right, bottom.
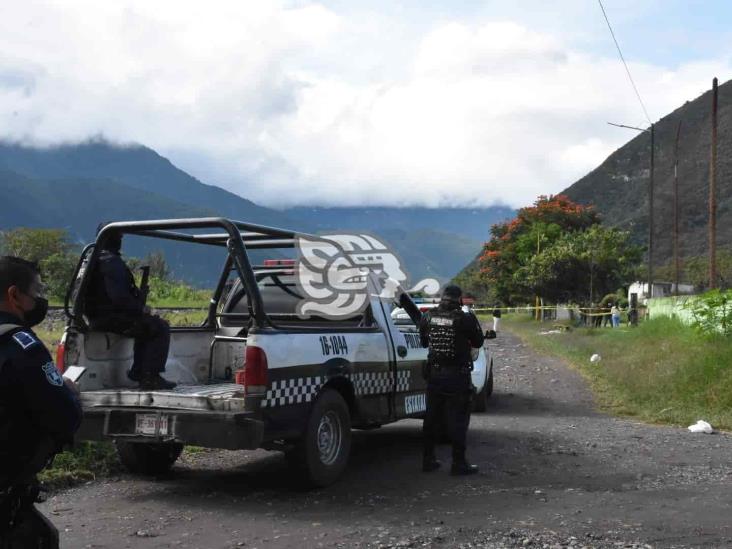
649, 123, 655, 298
608, 121, 655, 298
535, 231, 541, 321
709, 77, 718, 289
673, 119, 682, 296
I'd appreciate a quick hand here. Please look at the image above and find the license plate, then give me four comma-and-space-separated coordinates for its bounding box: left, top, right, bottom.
135, 414, 169, 436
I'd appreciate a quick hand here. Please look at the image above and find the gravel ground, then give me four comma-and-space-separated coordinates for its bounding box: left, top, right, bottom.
41, 329, 732, 548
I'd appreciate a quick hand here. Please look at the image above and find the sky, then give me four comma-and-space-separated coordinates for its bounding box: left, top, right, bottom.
2, 0, 732, 209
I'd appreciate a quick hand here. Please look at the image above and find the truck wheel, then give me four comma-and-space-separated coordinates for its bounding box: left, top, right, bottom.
116, 441, 183, 475
286, 389, 352, 487
473, 363, 493, 413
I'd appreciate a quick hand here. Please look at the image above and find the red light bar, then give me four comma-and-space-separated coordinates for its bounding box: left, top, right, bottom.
263, 259, 296, 266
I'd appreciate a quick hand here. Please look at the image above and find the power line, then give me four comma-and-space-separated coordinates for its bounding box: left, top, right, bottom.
597, 0, 652, 125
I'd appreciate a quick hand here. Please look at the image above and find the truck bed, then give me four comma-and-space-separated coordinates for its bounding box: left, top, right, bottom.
81, 383, 246, 413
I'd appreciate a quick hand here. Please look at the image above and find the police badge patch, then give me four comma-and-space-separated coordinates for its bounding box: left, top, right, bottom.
42, 362, 64, 386
12, 331, 39, 350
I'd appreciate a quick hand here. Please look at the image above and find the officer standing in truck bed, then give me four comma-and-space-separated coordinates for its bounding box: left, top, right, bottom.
419, 284, 484, 475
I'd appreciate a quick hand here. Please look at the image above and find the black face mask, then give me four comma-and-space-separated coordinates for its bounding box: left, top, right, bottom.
23, 295, 49, 328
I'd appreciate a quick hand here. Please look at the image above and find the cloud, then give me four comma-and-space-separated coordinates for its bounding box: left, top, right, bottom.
1, 1, 731, 208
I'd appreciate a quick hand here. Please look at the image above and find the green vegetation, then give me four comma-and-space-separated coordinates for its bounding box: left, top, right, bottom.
0, 227, 77, 301
684, 289, 732, 336
655, 250, 732, 291
501, 314, 732, 430
475, 195, 641, 305
143, 277, 210, 309
39, 441, 121, 489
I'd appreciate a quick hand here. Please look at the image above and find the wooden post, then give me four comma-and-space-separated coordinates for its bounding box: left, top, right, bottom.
648, 123, 655, 298
710, 77, 718, 289
673, 120, 682, 295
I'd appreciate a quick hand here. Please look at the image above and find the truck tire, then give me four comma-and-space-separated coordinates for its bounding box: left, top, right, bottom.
286, 389, 352, 487
116, 441, 183, 475
473, 362, 493, 413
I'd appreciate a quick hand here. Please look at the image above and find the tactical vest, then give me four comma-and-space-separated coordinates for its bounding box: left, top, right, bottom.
427, 308, 463, 365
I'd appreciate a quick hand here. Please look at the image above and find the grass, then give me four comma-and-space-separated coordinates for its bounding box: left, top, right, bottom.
496, 313, 732, 431
39, 441, 121, 489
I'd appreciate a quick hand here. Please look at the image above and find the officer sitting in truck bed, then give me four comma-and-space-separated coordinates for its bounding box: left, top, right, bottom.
84, 227, 176, 391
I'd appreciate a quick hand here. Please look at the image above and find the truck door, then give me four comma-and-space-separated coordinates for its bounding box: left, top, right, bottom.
367, 275, 428, 418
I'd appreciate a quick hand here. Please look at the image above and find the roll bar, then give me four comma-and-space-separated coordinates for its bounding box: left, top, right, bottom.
70, 217, 313, 329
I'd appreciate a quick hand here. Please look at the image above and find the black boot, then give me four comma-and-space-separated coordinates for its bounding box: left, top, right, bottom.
422, 454, 441, 473
451, 461, 479, 475
139, 373, 177, 391
451, 444, 478, 475
127, 369, 141, 382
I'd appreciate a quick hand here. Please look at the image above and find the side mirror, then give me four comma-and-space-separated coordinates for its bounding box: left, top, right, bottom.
485, 329, 496, 340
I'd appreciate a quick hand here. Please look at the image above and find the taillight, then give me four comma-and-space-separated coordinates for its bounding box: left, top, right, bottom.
242, 346, 268, 395
55, 337, 66, 374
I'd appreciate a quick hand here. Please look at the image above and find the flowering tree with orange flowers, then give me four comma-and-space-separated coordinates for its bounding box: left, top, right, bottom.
479, 195, 603, 303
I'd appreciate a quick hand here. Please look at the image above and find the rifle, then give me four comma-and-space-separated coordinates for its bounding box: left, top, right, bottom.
139, 266, 151, 307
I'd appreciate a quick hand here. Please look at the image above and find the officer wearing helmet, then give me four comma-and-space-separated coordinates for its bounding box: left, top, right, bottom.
0, 256, 82, 547
419, 284, 484, 475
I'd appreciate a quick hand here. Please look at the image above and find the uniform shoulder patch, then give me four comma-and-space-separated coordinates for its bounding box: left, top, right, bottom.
12, 331, 39, 350
42, 362, 64, 386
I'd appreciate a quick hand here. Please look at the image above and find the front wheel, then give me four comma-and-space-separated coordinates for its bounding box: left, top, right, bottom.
286, 389, 352, 487
116, 441, 183, 475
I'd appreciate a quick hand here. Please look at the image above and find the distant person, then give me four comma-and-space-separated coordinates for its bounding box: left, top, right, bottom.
603, 303, 613, 327
85, 227, 175, 390
611, 303, 621, 327
491, 304, 502, 332
420, 285, 484, 475
0, 256, 82, 547
592, 304, 602, 328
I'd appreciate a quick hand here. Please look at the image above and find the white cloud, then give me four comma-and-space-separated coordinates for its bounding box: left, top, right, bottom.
1, 1, 731, 208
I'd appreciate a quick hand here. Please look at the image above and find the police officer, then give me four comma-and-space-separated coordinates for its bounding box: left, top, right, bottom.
419, 285, 484, 475
0, 256, 83, 547
85, 228, 175, 390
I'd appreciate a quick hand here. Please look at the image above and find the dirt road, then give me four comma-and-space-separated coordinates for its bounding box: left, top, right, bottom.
43, 330, 732, 548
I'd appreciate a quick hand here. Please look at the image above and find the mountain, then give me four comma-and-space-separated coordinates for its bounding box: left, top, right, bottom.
282, 206, 513, 243
0, 140, 298, 229
561, 78, 732, 271
0, 140, 511, 284
282, 206, 514, 281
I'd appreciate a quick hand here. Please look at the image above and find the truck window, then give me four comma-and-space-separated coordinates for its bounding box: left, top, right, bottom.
220, 271, 374, 329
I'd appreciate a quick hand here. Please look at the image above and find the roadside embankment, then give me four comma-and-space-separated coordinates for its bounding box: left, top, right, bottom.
492, 313, 732, 431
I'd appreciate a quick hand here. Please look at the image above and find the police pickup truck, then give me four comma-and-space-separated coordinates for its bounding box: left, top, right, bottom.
59, 218, 494, 486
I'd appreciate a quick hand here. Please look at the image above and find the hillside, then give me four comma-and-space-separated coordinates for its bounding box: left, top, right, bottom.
0, 141, 511, 283
561, 78, 732, 278
0, 141, 298, 229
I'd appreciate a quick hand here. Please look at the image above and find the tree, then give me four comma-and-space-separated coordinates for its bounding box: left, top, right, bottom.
516, 225, 642, 304
0, 228, 78, 300
479, 195, 601, 303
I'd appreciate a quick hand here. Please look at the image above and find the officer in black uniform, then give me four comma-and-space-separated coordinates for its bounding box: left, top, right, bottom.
85, 228, 175, 390
419, 285, 484, 475
0, 256, 83, 548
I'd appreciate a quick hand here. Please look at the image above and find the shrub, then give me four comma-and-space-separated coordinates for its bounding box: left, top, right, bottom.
684, 289, 732, 336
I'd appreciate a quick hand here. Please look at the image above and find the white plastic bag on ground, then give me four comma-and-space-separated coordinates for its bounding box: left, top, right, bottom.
590, 354, 601, 363
687, 420, 713, 434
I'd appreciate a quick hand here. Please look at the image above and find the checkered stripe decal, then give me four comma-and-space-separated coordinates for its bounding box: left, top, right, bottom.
351, 370, 411, 395
261, 376, 323, 408
261, 370, 412, 408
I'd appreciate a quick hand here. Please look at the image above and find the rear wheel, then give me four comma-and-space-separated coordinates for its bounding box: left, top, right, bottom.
286, 389, 352, 487
116, 441, 183, 475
